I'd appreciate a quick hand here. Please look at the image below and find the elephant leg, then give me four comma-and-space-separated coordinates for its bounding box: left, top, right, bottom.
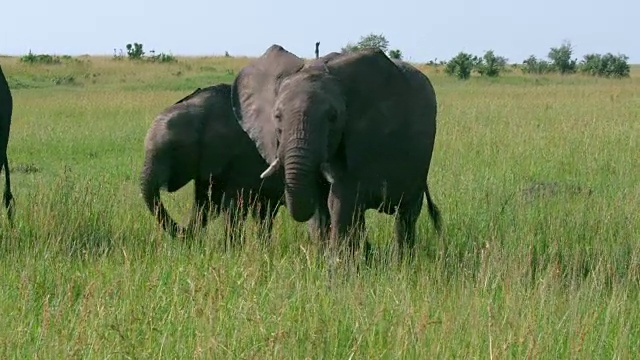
328, 182, 370, 260
2, 156, 14, 222
221, 195, 247, 249
307, 180, 331, 244
185, 178, 213, 236
395, 193, 424, 260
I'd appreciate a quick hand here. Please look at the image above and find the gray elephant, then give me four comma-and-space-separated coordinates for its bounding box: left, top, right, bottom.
0, 65, 15, 222
230, 45, 441, 256
140, 84, 284, 243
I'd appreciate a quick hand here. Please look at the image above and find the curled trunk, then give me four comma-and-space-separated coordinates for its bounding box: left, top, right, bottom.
140, 165, 182, 237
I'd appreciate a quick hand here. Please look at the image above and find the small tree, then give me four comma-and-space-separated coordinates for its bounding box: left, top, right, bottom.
341, 42, 358, 53
600, 53, 630, 78
342, 33, 390, 53
521, 55, 553, 74
147, 50, 176, 63
357, 33, 389, 52
388, 49, 402, 60
445, 52, 476, 80
20, 50, 62, 65
548, 41, 577, 74
579, 53, 630, 78
475, 50, 508, 77
126, 43, 145, 60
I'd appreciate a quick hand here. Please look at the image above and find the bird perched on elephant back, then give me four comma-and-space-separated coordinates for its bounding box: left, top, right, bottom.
230, 45, 441, 257
140, 83, 285, 243
0, 64, 15, 222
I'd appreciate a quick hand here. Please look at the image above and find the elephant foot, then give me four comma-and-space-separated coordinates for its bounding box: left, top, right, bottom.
3, 192, 14, 224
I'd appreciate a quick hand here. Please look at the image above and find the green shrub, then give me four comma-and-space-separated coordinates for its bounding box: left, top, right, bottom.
126, 43, 145, 60
342, 33, 391, 54
521, 55, 553, 75
476, 50, 508, 77
579, 53, 630, 78
444, 52, 477, 80
548, 41, 577, 74
388, 49, 402, 60
114, 43, 176, 63
20, 51, 62, 65
147, 50, 177, 63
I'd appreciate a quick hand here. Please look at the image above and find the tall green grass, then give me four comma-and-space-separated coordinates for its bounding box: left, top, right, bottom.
0, 56, 638, 358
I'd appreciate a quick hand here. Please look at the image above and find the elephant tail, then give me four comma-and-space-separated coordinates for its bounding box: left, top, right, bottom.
424, 185, 442, 234
140, 164, 183, 238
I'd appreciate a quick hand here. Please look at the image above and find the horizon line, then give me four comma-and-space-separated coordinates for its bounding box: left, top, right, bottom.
2, 52, 639, 66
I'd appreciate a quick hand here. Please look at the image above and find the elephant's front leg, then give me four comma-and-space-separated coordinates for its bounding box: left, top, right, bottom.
328, 181, 369, 260
395, 193, 424, 260
185, 177, 215, 236
307, 179, 331, 244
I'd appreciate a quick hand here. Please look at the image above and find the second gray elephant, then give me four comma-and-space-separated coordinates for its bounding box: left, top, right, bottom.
140, 84, 285, 242
231, 45, 442, 256
0, 65, 15, 222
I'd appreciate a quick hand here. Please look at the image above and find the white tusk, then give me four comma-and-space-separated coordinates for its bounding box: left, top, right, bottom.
260, 158, 281, 179
320, 163, 335, 184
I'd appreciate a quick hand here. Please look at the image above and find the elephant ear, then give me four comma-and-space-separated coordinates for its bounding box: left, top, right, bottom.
324, 48, 410, 120
231, 45, 305, 163
319, 49, 417, 173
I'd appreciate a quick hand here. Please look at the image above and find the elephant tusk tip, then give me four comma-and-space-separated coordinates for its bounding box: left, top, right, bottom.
259, 169, 272, 179
320, 163, 335, 184
260, 158, 281, 178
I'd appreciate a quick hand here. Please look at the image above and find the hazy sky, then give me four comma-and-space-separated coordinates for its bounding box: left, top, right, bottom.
1, 0, 637, 63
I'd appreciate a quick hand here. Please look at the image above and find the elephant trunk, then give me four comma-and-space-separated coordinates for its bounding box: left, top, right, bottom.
283, 138, 319, 223
140, 165, 182, 237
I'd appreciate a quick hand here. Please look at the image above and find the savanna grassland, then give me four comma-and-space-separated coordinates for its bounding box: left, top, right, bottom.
0, 54, 639, 359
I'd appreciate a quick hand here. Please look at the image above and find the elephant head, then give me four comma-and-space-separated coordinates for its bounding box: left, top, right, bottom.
231, 45, 409, 222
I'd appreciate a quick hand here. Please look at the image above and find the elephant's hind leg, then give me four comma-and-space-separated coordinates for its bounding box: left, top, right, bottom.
395, 194, 424, 260
221, 194, 249, 249
2, 156, 14, 222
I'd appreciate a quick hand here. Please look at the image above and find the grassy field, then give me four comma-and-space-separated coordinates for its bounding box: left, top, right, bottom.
0, 54, 639, 358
